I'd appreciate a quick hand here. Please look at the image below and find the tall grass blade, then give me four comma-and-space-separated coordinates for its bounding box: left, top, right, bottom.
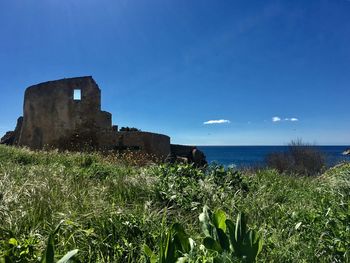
57, 249, 79, 263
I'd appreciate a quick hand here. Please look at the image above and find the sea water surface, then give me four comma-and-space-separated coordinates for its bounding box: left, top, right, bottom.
197, 146, 350, 168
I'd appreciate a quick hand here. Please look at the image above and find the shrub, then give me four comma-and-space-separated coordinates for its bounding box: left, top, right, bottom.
119, 127, 140, 132
152, 163, 248, 210
152, 163, 205, 210
266, 139, 326, 176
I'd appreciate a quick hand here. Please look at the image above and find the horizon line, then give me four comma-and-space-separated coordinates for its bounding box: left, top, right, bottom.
194, 144, 350, 147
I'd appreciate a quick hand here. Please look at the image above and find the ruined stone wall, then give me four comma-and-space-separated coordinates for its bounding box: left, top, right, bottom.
116, 131, 170, 158
0, 76, 207, 164
18, 76, 113, 149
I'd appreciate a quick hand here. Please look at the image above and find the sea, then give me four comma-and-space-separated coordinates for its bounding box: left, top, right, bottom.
197, 146, 350, 168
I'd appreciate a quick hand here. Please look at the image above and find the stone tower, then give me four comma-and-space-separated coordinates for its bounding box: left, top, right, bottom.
18, 76, 113, 149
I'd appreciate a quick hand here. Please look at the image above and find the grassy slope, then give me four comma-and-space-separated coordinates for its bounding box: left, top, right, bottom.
0, 145, 349, 262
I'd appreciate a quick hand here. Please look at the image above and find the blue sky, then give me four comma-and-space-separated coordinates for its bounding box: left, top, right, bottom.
0, 0, 349, 145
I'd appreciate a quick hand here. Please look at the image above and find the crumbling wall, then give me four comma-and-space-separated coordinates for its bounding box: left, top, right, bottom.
116, 131, 170, 158
18, 76, 112, 149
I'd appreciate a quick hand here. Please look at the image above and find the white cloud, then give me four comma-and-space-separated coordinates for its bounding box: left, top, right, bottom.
272, 116, 281, 122
203, 119, 231, 125
285, 117, 299, 122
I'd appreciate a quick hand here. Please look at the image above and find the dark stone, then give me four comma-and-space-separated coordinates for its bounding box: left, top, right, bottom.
13, 117, 23, 145
191, 148, 207, 167
0, 131, 15, 145
170, 144, 194, 158
170, 144, 207, 166
1, 117, 23, 145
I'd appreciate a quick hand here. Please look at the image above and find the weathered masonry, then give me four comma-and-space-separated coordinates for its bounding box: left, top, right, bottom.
1, 76, 206, 164
19, 77, 112, 149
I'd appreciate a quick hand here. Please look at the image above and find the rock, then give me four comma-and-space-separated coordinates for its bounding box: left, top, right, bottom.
191, 148, 207, 167
342, 149, 350, 155
0, 131, 15, 145
169, 144, 207, 166
13, 116, 23, 145
0, 117, 23, 145
177, 156, 189, 163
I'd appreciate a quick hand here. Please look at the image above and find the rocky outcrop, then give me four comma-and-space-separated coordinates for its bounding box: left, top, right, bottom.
191, 148, 207, 166
342, 149, 350, 155
0, 131, 15, 145
0, 117, 23, 145
169, 144, 207, 166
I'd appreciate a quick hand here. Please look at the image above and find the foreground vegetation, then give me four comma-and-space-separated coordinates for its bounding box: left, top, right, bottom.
0, 145, 349, 262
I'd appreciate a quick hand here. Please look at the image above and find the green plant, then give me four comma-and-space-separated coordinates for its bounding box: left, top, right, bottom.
39, 222, 78, 263
206, 164, 248, 192
0, 145, 349, 262
200, 206, 263, 262
153, 163, 205, 209
1, 222, 78, 263
0, 235, 40, 263
144, 223, 193, 263
40, 221, 78, 263
153, 163, 248, 211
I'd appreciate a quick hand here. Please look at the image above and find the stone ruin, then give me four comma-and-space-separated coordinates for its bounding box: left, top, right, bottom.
1, 76, 206, 166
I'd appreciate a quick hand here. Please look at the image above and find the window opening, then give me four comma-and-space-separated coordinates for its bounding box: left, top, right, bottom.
73, 89, 81, 100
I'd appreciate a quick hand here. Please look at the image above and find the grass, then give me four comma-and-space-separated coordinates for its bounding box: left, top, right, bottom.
0, 145, 349, 262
